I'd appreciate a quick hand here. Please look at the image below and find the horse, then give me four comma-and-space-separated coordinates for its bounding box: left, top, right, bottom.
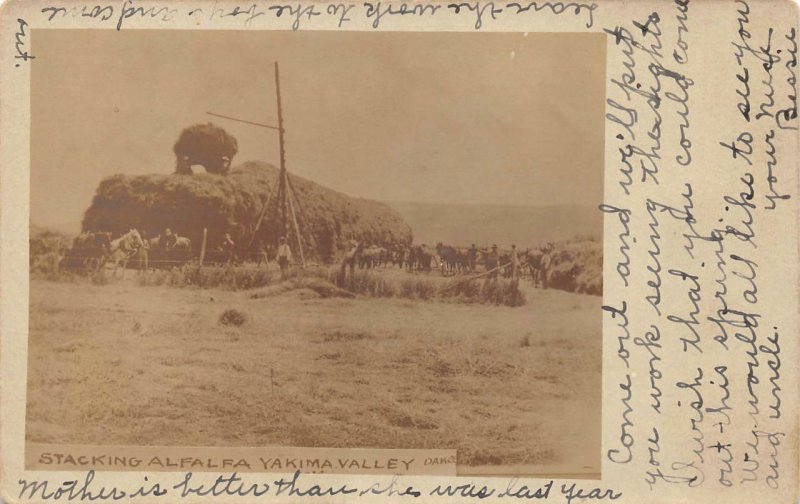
107, 229, 144, 278
147, 233, 193, 268
393, 245, 407, 269
526, 245, 553, 288
412, 244, 438, 272
406, 246, 417, 271
360, 245, 386, 269
172, 236, 191, 250
436, 243, 468, 275
339, 242, 364, 283
149, 234, 191, 251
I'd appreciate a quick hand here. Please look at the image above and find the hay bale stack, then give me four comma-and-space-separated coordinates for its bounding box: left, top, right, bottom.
81, 161, 412, 262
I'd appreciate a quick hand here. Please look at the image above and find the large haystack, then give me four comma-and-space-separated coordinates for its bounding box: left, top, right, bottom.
81, 161, 412, 262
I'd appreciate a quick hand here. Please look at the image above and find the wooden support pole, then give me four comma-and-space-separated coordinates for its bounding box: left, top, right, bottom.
275, 62, 287, 177
279, 172, 288, 238
199, 228, 208, 266
247, 190, 273, 249
274, 62, 290, 241
286, 174, 316, 250
286, 183, 305, 268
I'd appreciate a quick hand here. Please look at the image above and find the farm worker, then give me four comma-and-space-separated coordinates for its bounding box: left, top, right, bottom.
221, 233, 236, 263
486, 244, 499, 280
510, 244, 519, 280
339, 239, 359, 283
277, 236, 292, 276
163, 228, 177, 251
468, 244, 477, 272
137, 230, 150, 274
540, 244, 552, 289
255, 240, 269, 267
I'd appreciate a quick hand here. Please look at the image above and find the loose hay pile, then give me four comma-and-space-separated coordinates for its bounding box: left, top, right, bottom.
547, 238, 602, 295
81, 161, 413, 262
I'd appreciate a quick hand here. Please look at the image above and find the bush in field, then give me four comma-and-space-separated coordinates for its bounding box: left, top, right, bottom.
219, 308, 246, 326
450, 278, 482, 300
501, 279, 526, 307
30, 226, 72, 281
154, 264, 274, 290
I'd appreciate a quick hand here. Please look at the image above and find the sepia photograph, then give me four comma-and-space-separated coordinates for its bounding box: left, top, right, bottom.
26, 30, 605, 477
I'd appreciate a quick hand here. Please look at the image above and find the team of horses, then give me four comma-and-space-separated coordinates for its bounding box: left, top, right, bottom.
340, 241, 555, 286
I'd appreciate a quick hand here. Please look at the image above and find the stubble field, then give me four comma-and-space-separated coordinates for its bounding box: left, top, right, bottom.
26, 273, 601, 476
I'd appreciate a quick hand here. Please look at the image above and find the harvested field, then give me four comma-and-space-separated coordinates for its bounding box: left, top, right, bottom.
26, 274, 601, 475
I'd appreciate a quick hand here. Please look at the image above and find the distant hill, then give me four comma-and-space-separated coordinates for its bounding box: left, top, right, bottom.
388, 202, 602, 248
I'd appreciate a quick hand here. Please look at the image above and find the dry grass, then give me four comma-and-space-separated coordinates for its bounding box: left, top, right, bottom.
109, 263, 527, 307
26, 278, 600, 470
329, 268, 526, 306
137, 263, 278, 290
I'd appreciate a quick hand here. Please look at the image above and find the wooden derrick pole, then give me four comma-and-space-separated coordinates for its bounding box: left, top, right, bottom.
286, 185, 305, 267
208, 61, 312, 264
199, 228, 208, 266
275, 62, 290, 242
286, 174, 316, 252
246, 189, 273, 249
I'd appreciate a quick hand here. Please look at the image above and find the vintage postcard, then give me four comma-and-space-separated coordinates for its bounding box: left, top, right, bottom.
0, 0, 798, 503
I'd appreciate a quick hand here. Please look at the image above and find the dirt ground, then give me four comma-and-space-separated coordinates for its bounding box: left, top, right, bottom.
26, 274, 601, 476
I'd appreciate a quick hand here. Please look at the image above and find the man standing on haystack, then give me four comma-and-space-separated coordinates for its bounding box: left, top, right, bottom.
277, 236, 292, 277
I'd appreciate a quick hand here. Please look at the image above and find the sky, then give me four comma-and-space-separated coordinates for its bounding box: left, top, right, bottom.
31, 30, 605, 231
